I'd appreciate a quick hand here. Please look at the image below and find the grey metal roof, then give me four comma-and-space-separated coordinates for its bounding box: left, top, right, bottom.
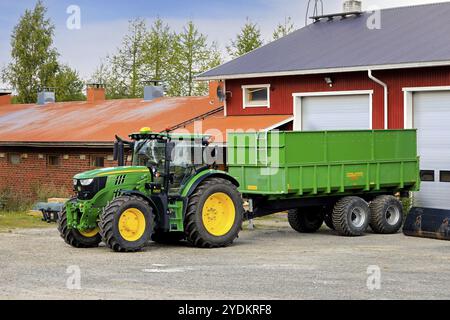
198, 3, 450, 80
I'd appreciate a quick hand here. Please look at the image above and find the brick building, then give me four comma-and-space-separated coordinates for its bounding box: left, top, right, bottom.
0, 84, 226, 195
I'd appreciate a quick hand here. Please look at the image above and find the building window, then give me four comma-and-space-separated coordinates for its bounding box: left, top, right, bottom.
242, 84, 270, 108
420, 170, 435, 182
8, 154, 21, 165
47, 155, 61, 167
92, 156, 105, 168
440, 171, 450, 183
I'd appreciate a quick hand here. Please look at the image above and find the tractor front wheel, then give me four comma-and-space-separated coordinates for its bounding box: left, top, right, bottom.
100, 196, 154, 252
185, 178, 243, 248
58, 203, 102, 249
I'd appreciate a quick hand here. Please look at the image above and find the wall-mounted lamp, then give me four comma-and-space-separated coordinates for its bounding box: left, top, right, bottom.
324, 77, 333, 87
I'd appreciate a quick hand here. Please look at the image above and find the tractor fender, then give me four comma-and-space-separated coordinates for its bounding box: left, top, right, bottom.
119, 190, 163, 217
183, 171, 240, 199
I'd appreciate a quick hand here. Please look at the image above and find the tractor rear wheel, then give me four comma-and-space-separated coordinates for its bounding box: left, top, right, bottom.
100, 195, 154, 252
58, 203, 102, 249
185, 178, 243, 248
369, 196, 404, 234
332, 197, 370, 237
288, 208, 324, 233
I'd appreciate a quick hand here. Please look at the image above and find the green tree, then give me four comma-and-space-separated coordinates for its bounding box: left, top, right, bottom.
142, 18, 176, 82
2, 0, 59, 103
227, 18, 263, 58
52, 65, 85, 102
171, 21, 222, 96
106, 19, 148, 99
273, 16, 295, 40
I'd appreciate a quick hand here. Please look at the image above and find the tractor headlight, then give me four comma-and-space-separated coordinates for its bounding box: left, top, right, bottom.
73, 179, 78, 186
80, 179, 94, 186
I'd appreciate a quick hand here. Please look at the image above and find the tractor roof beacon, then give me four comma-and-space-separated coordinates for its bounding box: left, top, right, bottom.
58, 128, 420, 252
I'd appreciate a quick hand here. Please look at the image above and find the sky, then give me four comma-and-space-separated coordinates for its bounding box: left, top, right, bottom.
0, 0, 449, 84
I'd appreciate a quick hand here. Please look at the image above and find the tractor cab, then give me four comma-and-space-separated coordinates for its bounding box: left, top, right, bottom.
117, 127, 213, 196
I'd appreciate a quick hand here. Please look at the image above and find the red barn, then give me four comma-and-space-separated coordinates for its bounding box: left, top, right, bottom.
197, 3, 450, 210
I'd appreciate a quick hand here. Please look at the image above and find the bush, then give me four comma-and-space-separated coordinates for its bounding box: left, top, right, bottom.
0, 183, 71, 212
401, 194, 413, 216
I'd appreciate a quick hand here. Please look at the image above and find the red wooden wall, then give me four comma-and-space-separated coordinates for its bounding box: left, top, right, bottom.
225, 67, 450, 129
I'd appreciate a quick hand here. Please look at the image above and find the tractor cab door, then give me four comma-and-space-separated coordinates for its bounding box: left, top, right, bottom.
167, 139, 205, 195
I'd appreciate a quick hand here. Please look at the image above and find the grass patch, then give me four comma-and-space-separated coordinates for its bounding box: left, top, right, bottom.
0, 211, 54, 232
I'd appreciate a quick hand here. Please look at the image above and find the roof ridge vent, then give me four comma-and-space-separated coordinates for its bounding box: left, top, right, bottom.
311, 1, 362, 23
310, 11, 362, 23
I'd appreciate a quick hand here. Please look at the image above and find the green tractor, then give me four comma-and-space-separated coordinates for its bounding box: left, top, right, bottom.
58, 128, 243, 252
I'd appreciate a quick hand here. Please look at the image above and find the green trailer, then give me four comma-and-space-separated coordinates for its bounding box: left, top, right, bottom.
58, 128, 420, 252
227, 130, 419, 236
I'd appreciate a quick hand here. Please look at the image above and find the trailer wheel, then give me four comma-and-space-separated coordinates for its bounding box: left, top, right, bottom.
369, 196, 404, 234
151, 231, 186, 244
332, 197, 370, 237
288, 208, 324, 233
185, 178, 243, 248
100, 196, 154, 252
58, 201, 102, 249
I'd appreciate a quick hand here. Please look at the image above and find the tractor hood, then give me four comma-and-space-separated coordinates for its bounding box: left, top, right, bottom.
74, 166, 150, 180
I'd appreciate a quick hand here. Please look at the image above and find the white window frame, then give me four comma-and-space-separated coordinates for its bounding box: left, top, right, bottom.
242, 84, 271, 109
403, 86, 450, 129
292, 90, 374, 131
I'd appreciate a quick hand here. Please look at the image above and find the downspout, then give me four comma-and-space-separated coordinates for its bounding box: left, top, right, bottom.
368, 70, 388, 130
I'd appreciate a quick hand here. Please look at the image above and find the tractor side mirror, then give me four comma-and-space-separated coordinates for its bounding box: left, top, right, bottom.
113, 141, 119, 161
117, 141, 125, 167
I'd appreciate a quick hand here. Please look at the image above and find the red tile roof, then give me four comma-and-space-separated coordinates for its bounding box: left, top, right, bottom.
0, 97, 221, 144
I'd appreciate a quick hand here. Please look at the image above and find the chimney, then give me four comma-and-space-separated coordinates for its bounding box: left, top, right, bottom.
37, 87, 56, 105
0, 90, 12, 106
143, 80, 164, 101
86, 83, 106, 103
343, 0, 362, 13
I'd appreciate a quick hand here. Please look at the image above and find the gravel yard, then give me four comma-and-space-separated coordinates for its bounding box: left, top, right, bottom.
1, 215, 449, 300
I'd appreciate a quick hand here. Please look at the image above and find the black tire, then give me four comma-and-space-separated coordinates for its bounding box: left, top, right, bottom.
324, 214, 335, 230
369, 195, 404, 234
58, 201, 102, 248
332, 197, 370, 237
100, 195, 155, 252
151, 231, 186, 244
288, 208, 324, 233
185, 178, 243, 248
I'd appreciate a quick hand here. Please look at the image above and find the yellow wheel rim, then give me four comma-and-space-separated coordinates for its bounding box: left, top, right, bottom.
118, 208, 146, 242
79, 228, 100, 238
202, 193, 236, 237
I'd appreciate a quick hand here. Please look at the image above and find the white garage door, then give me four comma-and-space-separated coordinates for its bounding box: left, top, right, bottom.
414, 91, 450, 210
299, 94, 371, 131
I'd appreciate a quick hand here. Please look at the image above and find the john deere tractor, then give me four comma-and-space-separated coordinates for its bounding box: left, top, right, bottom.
58, 128, 243, 252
